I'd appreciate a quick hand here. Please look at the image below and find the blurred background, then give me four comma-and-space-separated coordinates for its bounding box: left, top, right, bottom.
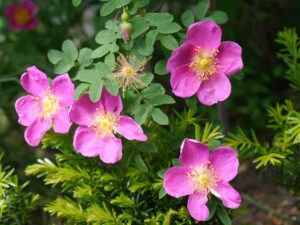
0, 0, 300, 224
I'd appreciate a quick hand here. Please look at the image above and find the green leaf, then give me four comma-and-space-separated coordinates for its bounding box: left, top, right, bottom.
109, 43, 119, 53
137, 39, 153, 56
137, 72, 154, 88
157, 22, 181, 34
104, 79, 119, 96
89, 80, 103, 102
142, 83, 165, 98
54, 58, 74, 74
217, 207, 231, 225
123, 90, 141, 114
157, 169, 167, 179
181, 10, 194, 28
137, 142, 157, 153
91, 45, 111, 59
134, 152, 148, 172
95, 30, 116, 45
115, 0, 130, 7
172, 159, 182, 167
72, 0, 81, 7
145, 30, 158, 47
206, 202, 217, 221
121, 148, 135, 167
74, 83, 90, 100
160, 34, 178, 50
100, 0, 117, 17
207, 10, 228, 24
135, 0, 149, 8
144, 13, 173, 26
196, 0, 210, 20
77, 48, 93, 66
78, 69, 101, 83
159, 187, 166, 199
95, 62, 112, 76
154, 59, 168, 75
134, 104, 151, 124
148, 94, 175, 106
131, 16, 149, 39
151, 108, 169, 125
48, 50, 64, 64
62, 39, 78, 61
104, 52, 115, 68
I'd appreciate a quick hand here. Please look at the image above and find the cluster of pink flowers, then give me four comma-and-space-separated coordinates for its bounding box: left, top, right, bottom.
15, 20, 243, 221
5, 0, 38, 30
15, 66, 147, 164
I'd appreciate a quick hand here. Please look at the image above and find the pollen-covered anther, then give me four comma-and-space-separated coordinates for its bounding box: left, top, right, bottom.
188, 161, 220, 194
189, 47, 221, 81
33, 88, 59, 120
88, 108, 119, 139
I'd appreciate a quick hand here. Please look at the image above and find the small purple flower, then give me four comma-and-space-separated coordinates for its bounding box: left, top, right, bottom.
167, 21, 243, 106
15, 66, 75, 146
164, 138, 241, 221
69, 87, 147, 164
5, 0, 38, 30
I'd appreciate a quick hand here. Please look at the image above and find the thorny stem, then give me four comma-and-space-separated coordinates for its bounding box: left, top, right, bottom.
241, 193, 300, 223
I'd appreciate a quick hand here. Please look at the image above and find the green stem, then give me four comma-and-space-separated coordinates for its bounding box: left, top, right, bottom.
241, 192, 300, 223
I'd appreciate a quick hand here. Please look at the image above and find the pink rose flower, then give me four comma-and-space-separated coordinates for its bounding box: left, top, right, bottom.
167, 21, 243, 106
163, 138, 241, 221
15, 66, 75, 146
69, 87, 147, 164
5, 0, 38, 30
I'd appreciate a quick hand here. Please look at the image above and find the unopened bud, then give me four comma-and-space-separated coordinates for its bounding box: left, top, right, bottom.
120, 22, 132, 42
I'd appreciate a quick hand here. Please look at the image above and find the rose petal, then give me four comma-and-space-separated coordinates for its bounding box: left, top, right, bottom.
15, 95, 37, 126
116, 116, 147, 141
99, 137, 122, 164
23, 18, 37, 30
20, 0, 38, 15
163, 167, 192, 198
186, 21, 222, 50
179, 138, 209, 169
171, 65, 201, 98
213, 181, 241, 209
24, 118, 51, 146
53, 106, 72, 133
209, 146, 239, 183
20, 66, 49, 96
4, 3, 17, 20
167, 43, 196, 73
51, 74, 75, 106
197, 72, 231, 106
69, 94, 103, 126
217, 41, 243, 76
73, 126, 101, 157
100, 86, 123, 115
187, 192, 209, 221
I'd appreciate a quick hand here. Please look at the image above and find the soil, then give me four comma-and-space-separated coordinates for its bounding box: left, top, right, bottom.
232, 162, 300, 225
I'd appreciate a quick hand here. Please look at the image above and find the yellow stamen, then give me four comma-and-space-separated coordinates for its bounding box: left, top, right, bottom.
189, 47, 221, 81
33, 88, 59, 120
14, 6, 31, 26
88, 108, 119, 139
188, 161, 220, 194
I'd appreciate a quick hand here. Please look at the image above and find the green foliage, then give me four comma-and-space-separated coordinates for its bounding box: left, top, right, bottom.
276, 28, 300, 92
0, 152, 39, 225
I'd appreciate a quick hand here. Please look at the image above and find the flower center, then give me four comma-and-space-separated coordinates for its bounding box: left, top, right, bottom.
34, 88, 59, 120
14, 7, 31, 26
188, 162, 220, 194
88, 109, 118, 139
189, 47, 221, 81
122, 66, 135, 77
